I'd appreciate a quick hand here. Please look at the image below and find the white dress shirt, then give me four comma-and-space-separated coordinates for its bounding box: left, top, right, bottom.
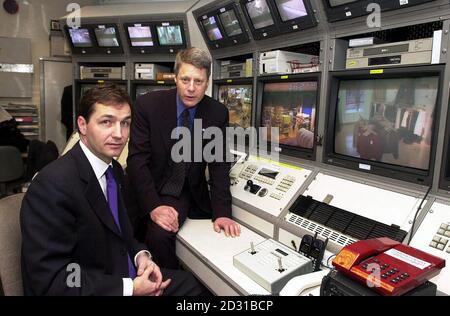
79, 141, 151, 296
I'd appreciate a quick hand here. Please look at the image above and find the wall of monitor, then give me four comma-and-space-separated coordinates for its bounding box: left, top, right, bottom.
61, 0, 450, 198
191, 0, 450, 200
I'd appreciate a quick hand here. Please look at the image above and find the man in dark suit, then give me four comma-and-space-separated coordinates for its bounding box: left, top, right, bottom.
127, 48, 241, 269
20, 85, 203, 296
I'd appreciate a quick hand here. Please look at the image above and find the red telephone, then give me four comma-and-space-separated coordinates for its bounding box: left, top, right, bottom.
333, 237, 445, 296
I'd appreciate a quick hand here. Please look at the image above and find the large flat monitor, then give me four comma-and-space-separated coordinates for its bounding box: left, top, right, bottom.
92, 24, 123, 54
258, 74, 320, 159
154, 21, 187, 53
271, 0, 317, 33
124, 23, 157, 54
325, 66, 443, 185
65, 26, 96, 54
196, 3, 250, 49
218, 84, 253, 129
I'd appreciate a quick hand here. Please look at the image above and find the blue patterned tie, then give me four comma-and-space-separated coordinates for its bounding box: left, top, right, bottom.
105, 166, 137, 279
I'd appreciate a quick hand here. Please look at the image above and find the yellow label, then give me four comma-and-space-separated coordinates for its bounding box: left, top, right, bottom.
226, 79, 233, 83
253, 156, 302, 170
281, 75, 289, 80
97, 80, 105, 83
370, 69, 384, 74
347, 60, 357, 67
157, 81, 165, 84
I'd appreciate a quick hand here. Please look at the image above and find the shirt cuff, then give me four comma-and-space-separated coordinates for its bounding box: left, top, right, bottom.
123, 278, 133, 296
134, 250, 152, 266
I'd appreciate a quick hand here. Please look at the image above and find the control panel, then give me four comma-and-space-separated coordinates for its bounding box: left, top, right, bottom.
410, 201, 450, 295
233, 239, 313, 294
230, 156, 312, 218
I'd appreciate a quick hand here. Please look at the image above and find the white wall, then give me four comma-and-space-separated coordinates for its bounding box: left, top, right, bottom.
0, 0, 95, 107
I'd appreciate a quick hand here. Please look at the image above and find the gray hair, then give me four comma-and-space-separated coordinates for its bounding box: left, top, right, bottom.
174, 47, 212, 79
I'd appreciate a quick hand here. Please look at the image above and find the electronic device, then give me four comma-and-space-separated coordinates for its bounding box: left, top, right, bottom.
124, 22, 156, 54
332, 237, 445, 296
154, 21, 187, 53
80, 66, 125, 80
324, 65, 444, 185
299, 233, 328, 271
409, 201, 450, 295
134, 63, 171, 80
195, 3, 249, 50
258, 75, 318, 159
320, 269, 437, 296
65, 25, 96, 54
133, 84, 174, 100
92, 24, 123, 54
233, 239, 313, 293
260, 50, 318, 75
240, 0, 277, 40
217, 84, 253, 129
322, 0, 436, 23
279, 269, 329, 296
220, 61, 247, 78
346, 37, 434, 69
230, 155, 312, 237
270, 0, 317, 34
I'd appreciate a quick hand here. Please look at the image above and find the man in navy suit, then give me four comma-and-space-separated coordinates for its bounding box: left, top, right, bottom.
127, 48, 241, 269
20, 85, 203, 295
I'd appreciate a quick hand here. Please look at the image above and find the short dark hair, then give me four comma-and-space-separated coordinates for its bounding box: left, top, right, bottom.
174, 47, 211, 78
77, 84, 131, 126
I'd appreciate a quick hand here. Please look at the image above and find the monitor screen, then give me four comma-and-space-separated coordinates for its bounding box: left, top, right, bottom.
219, 9, 243, 37
201, 16, 224, 41
245, 0, 275, 29
135, 85, 174, 99
156, 25, 183, 46
261, 81, 317, 149
274, 0, 308, 22
334, 76, 439, 170
328, 0, 359, 6
218, 85, 253, 129
127, 25, 154, 47
68, 28, 92, 48
94, 27, 120, 47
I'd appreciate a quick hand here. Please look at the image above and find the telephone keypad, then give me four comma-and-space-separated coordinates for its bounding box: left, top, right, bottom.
429, 234, 449, 251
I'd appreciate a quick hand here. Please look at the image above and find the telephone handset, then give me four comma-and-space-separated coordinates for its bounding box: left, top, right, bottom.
229, 162, 245, 183
333, 237, 445, 296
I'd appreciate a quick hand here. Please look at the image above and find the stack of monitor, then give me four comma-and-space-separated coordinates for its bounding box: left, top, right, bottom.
196, 0, 317, 46
65, 21, 187, 55
322, 0, 437, 22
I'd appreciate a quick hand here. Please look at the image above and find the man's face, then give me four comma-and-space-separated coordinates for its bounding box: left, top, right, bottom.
77, 102, 131, 163
174, 62, 209, 108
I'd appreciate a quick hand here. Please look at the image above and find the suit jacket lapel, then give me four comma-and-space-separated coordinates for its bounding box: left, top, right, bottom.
72, 143, 122, 238
160, 89, 178, 153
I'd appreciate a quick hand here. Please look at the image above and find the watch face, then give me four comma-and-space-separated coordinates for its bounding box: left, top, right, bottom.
3, 0, 19, 14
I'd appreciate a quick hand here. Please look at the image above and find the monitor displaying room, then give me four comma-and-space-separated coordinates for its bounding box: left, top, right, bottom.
274, 0, 308, 22
68, 28, 92, 48
156, 25, 183, 45
218, 85, 253, 129
261, 81, 317, 149
94, 27, 120, 47
127, 25, 153, 47
201, 16, 224, 41
219, 9, 243, 37
245, 0, 275, 29
328, 0, 359, 6
333, 76, 439, 170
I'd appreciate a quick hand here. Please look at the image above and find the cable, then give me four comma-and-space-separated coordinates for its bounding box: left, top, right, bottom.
325, 254, 337, 269
407, 186, 432, 245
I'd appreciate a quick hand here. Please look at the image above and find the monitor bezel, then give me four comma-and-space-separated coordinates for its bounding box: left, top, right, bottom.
271, 0, 317, 34
64, 25, 97, 55
124, 22, 158, 54
256, 73, 321, 161
240, 0, 279, 40
153, 21, 187, 54
92, 23, 123, 54
323, 65, 444, 186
